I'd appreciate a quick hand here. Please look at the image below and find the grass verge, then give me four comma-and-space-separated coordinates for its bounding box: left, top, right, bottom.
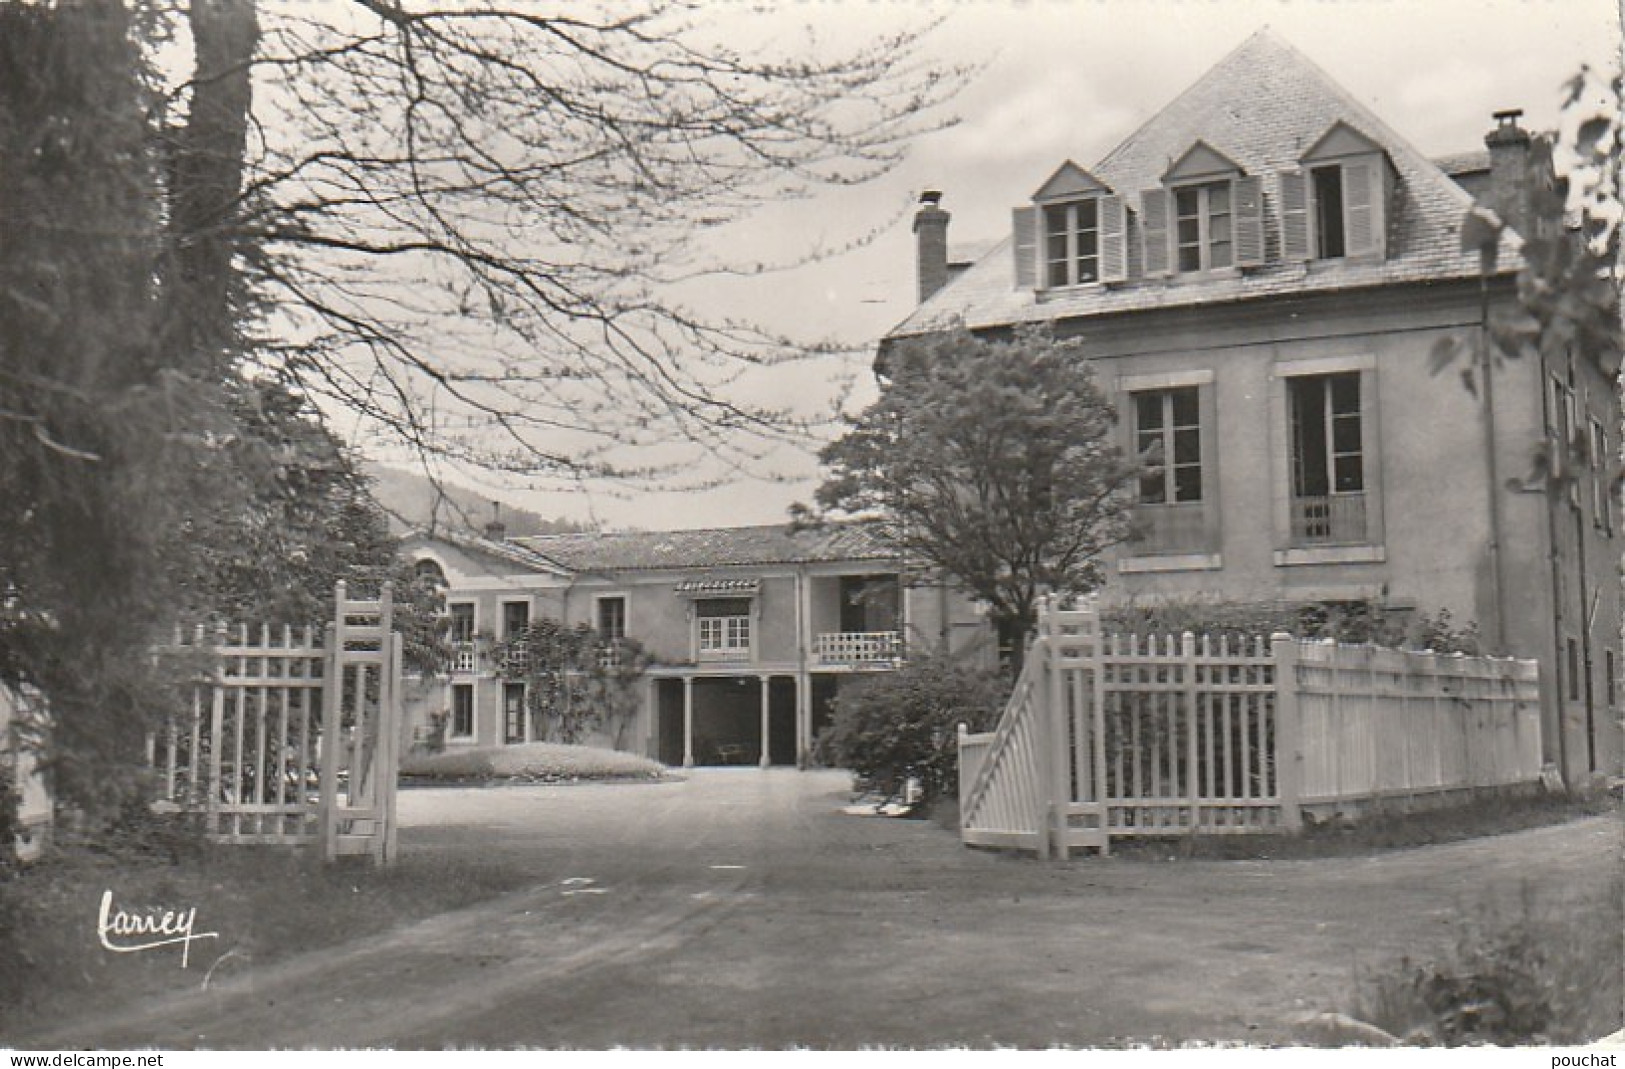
1105, 788, 1618, 860
0, 826, 538, 1040
1348, 872, 1624, 1045
401, 741, 668, 785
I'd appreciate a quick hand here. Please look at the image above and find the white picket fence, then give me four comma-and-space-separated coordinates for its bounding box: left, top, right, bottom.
149, 583, 402, 863
959, 597, 1543, 857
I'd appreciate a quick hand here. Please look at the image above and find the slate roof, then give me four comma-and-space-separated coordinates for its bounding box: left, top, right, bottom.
887, 30, 1521, 340
508, 523, 895, 574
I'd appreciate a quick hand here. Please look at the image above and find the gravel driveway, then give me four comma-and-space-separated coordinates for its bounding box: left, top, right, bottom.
24, 769, 1622, 1048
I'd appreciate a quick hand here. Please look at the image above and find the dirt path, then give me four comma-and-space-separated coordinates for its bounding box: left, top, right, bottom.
20, 770, 1622, 1048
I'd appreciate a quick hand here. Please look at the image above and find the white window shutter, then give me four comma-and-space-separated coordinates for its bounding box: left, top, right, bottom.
1141, 188, 1170, 277
1099, 194, 1128, 283
1234, 175, 1265, 267
1343, 159, 1379, 259
1280, 170, 1309, 261
1012, 206, 1038, 290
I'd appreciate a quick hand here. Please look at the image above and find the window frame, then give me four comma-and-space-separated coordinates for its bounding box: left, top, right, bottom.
1270, 355, 1384, 565
694, 597, 754, 661
450, 682, 475, 740
1171, 179, 1234, 274
1042, 197, 1102, 288
1117, 370, 1219, 568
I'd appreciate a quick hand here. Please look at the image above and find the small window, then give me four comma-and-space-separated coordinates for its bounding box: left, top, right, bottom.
1312, 165, 1346, 258
501, 600, 529, 639
1043, 199, 1100, 287
1174, 180, 1233, 273
414, 558, 448, 587
697, 598, 752, 656
451, 683, 474, 738
597, 596, 627, 643
449, 603, 475, 644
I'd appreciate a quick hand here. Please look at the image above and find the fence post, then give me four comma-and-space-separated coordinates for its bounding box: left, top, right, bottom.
1271, 632, 1303, 832
1182, 631, 1200, 834
1045, 599, 1070, 860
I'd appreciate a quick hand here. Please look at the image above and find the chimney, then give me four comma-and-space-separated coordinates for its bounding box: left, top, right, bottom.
913, 190, 951, 304
1483, 108, 1531, 238
483, 501, 506, 542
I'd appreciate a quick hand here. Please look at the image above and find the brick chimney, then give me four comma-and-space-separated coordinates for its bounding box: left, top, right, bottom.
913, 190, 951, 304
1483, 109, 1531, 237
483, 501, 506, 542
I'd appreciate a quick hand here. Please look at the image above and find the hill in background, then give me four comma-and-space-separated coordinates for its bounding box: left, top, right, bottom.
363, 462, 591, 538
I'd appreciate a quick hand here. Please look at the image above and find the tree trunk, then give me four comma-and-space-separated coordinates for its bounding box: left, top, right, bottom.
163, 0, 259, 377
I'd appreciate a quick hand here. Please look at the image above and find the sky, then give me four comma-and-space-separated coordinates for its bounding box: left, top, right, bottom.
419, 0, 1622, 533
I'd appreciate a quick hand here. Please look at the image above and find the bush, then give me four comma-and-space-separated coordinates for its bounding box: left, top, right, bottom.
814, 656, 1009, 804
1351, 876, 1624, 1045
400, 741, 665, 783
1104, 597, 1481, 654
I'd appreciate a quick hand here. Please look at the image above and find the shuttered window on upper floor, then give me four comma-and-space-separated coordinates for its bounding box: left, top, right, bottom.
1282, 121, 1394, 263
1143, 140, 1264, 278
1014, 161, 1128, 291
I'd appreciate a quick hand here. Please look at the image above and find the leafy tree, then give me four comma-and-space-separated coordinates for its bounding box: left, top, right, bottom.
0, 0, 960, 817
813, 327, 1137, 671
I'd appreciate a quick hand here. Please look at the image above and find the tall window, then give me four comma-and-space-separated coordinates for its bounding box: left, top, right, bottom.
696, 598, 752, 658
597, 596, 627, 643
451, 683, 474, 738
1288, 373, 1364, 543
1311, 165, 1346, 258
1174, 181, 1232, 272
449, 603, 475, 643
502, 600, 529, 638
1135, 387, 1202, 505
1043, 199, 1099, 287
503, 683, 527, 744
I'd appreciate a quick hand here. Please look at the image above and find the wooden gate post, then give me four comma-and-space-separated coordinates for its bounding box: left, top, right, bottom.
1271, 632, 1304, 832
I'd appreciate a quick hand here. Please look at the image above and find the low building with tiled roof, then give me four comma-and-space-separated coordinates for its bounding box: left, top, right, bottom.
400, 522, 992, 766
890, 29, 1618, 784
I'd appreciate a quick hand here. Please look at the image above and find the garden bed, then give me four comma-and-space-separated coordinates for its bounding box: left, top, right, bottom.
400, 741, 669, 786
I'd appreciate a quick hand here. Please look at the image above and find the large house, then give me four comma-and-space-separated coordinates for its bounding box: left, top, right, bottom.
403, 524, 992, 766
888, 29, 1621, 784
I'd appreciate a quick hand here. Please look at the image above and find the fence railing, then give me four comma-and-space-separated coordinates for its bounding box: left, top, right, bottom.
815, 631, 902, 667
958, 596, 1543, 857
148, 583, 402, 863
956, 648, 1056, 855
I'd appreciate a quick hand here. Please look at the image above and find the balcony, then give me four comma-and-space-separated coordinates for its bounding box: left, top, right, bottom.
1291, 492, 1367, 545
451, 642, 477, 674
815, 631, 902, 668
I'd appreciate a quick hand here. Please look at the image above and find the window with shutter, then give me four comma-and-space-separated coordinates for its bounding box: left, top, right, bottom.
1012, 206, 1037, 290
1298, 123, 1392, 262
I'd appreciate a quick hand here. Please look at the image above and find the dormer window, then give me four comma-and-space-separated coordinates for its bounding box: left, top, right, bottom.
1012, 161, 1127, 291
1143, 141, 1263, 277
1284, 121, 1394, 263
1044, 199, 1100, 287
1174, 180, 1232, 272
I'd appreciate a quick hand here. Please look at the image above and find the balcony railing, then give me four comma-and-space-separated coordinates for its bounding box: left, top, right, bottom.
815, 631, 902, 667
451, 642, 477, 674
1291, 492, 1367, 545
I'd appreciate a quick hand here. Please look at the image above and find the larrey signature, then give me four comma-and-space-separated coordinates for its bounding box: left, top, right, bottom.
97, 889, 220, 968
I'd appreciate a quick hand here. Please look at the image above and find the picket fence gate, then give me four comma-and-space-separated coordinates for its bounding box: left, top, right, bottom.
148, 582, 403, 864
958, 596, 1543, 858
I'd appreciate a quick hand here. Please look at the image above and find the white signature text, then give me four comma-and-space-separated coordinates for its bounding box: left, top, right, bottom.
97, 889, 219, 968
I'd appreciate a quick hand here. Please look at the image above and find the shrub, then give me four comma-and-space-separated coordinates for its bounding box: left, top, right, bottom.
1104, 596, 1481, 654
1351, 876, 1624, 1045
814, 656, 1009, 804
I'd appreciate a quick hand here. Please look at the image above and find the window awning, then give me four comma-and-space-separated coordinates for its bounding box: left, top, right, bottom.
674, 578, 761, 597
